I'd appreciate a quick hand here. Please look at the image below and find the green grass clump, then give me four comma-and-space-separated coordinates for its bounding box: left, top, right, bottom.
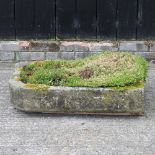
20, 52, 149, 88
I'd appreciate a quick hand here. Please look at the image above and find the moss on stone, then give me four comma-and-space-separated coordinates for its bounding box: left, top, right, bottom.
15, 76, 21, 81
24, 84, 49, 92
16, 68, 23, 71
110, 82, 144, 90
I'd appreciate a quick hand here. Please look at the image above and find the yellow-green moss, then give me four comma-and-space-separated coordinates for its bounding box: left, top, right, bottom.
24, 84, 49, 92
15, 76, 21, 81
16, 68, 23, 71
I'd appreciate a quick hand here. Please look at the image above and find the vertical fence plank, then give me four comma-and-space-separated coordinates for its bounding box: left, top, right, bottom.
117, 0, 137, 40
97, 0, 116, 40
137, 0, 155, 39
56, 0, 76, 40
77, 0, 96, 40
1, 0, 155, 40
0, 0, 15, 39
35, 0, 55, 39
15, 0, 35, 39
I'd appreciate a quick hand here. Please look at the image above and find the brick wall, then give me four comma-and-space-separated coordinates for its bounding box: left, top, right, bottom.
0, 41, 155, 62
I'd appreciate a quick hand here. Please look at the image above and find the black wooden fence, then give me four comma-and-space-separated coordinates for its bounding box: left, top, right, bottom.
1, 0, 155, 40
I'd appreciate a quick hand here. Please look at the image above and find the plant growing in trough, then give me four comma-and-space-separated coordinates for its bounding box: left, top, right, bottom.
20, 52, 148, 89
9, 51, 149, 115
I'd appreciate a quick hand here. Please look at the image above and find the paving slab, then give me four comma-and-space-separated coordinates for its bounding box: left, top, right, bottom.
0, 62, 155, 155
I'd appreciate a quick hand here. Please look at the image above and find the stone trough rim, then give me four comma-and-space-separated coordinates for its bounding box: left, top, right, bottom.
9, 62, 145, 116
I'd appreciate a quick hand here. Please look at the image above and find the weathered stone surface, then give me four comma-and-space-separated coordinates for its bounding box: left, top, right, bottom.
19, 41, 60, 52
31, 52, 45, 60
46, 52, 59, 60
89, 42, 118, 52
149, 42, 155, 52
9, 62, 144, 115
16, 52, 45, 61
60, 41, 89, 52
134, 52, 155, 60
75, 52, 90, 59
0, 41, 155, 62
16, 52, 31, 61
0, 52, 15, 61
0, 41, 20, 51
60, 52, 75, 60
120, 41, 148, 51
9, 84, 144, 115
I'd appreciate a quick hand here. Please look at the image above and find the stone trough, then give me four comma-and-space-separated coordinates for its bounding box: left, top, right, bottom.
9, 62, 145, 116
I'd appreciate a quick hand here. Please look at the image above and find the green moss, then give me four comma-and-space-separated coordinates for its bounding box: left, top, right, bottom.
20, 51, 149, 88
110, 82, 144, 90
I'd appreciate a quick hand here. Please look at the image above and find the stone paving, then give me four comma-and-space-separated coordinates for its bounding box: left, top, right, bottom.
0, 62, 155, 155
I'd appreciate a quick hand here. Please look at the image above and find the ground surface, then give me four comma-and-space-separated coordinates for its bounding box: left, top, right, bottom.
0, 62, 155, 155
